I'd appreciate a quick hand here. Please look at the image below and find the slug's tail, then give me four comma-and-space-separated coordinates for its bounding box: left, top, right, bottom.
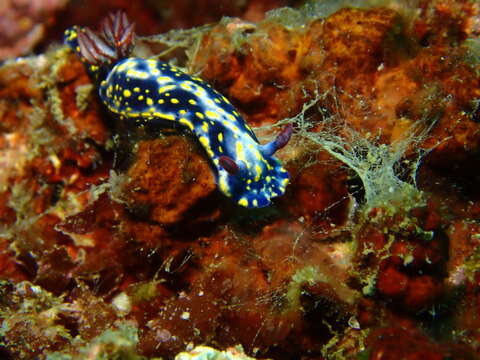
218, 124, 293, 208
231, 156, 290, 208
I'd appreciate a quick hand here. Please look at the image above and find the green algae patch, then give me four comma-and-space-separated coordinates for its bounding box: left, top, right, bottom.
46, 322, 143, 360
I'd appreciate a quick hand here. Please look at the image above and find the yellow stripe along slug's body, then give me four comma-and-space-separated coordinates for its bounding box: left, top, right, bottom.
64, 12, 292, 208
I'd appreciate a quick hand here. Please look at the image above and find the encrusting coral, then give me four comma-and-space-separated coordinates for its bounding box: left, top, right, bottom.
1, 0, 480, 359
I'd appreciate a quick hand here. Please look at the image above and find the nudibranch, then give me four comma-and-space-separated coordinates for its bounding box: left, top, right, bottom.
64, 12, 292, 208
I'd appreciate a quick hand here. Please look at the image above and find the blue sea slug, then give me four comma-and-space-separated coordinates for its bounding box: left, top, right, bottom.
64, 12, 292, 208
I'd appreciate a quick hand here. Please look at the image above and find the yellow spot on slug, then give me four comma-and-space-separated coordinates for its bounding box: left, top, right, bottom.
157, 76, 172, 83
159, 85, 175, 93
188, 99, 197, 105
238, 198, 248, 207
205, 110, 219, 119
123, 89, 132, 97
126, 69, 149, 79
67, 31, 77, 41
146, 98, 153, 106
236, 141, 243, 153
152, 112, 175, 121
195, 88, 206, 96
199, 136, 209, 148
235, 141, 248, 166
196, 112, 205, 119
218, 133, 223, 142
171, 98, 179, 104
179, 118, 194, 130
255, 165, 262, 182
219, 176, 231, 196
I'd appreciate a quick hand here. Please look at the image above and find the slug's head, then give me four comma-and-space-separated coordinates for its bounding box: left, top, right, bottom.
217, 124, 293, 208
64, 11, 135, 80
